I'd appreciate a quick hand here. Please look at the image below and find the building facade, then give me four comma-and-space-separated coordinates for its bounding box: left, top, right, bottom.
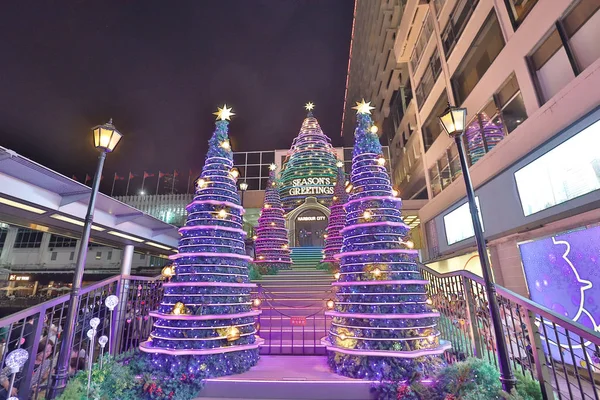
343, 0, 600, 296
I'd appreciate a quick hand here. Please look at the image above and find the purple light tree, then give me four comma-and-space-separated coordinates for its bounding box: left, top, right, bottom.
254, 165, 292, 272
322, 163, 348, 264
139, 105, 262, 377
324, 100, 450, 380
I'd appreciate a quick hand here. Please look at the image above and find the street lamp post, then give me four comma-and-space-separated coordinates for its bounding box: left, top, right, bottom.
239, 181, 248, 207
438, 106, 516, 393
50, 119, 123, 396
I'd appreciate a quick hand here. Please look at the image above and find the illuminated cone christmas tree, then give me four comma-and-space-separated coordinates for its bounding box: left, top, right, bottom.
324, 100, 449, 380
279, 103, 338, 211
254, 165, 292, 272
140, 105, 262, 377
322, 163, 348, 264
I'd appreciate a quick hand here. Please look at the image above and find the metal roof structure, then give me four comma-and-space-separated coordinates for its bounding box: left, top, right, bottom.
0, 146, 179, 255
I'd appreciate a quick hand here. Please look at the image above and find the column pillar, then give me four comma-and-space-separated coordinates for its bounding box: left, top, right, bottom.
0, 226, 18, 266
120, 245, 134, 276
112, 244, 134, 355
37, 232, 52, 265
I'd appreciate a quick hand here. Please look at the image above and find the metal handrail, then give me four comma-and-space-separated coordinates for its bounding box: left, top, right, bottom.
418, 263, 600, 400
0, 274, 163, 400
419, 264, 600, 345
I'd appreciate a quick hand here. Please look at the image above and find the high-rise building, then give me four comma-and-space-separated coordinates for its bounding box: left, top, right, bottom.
343, 0, 600, 296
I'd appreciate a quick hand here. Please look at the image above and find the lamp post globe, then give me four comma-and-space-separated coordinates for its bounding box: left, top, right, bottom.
438, 105, 467, 138
50, 119, 123, 397
92, 118, 123, 152
438, 105, 516, 392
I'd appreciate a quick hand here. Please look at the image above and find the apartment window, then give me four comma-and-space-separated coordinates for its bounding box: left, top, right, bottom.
14, 228, 43, 249
48, 234, 77, 248
422, 91, 449, 150
386, 70, 394, 88
504, 0, 538, 28
515, 119, 600, 216
495, 74, 527, 133
442, 0, 479, 57
465, 112, 505, 165
415, 49, 442, 108
107, 251, 112, 261
69, 252, 75, 261
51, 252, 57, 261
529, 29, 575, 103
95, 251, 102, 260
562, 0, 600, 72
410, 13, 434, 72
429, 164, 442, 196
452, 12, 505, 105
433, 0, 447, 17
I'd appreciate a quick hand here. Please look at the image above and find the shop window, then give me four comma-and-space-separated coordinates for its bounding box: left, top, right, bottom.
140, 254, 146, 260
14, 228, 43, 249
442, 0, 480, 57
529, 29, 575, 103
562, 0, 600, 72
504, 0, 538, 28
48, 234, 77, 248
422, 91, 449, 150
515, 119, 600, 216
0, 228, 7, 250
415, 49, 442, 108
95, 251, 102, 260
452, 11, 505, 105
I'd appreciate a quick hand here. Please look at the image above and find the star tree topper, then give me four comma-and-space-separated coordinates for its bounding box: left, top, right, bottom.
305, 102, 315, 111
213, 104, 235, 121
352, 99, 375, 115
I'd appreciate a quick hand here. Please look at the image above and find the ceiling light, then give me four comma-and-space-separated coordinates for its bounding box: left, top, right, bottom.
145, 241, 171, 250
0, 197, 46, 214
50, 214, 105, 231
107, 231, 144, 242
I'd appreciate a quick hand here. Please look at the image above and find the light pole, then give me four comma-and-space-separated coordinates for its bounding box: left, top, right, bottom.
239, 181, 248, 207
50, 119, 122, 396
438, 106, 516, 393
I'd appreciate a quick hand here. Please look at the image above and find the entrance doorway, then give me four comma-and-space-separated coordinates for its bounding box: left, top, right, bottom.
295, 209, 328, 247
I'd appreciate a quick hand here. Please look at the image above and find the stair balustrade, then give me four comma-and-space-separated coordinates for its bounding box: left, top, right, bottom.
418, 263, 600, 399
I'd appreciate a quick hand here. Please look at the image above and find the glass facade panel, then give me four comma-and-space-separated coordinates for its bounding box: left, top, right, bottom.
452, 12, 505, 104
14, 228, 43, 249
515, 119, 600, 216
504, 0, 538, 27
422, 91, 449, 150
416, 49, 442, 108
442, 0, 479, 56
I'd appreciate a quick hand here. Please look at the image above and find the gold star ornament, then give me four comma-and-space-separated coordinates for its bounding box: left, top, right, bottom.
213, 104, 235, 121
305, 102, 315, 111
353, 99, 375, 115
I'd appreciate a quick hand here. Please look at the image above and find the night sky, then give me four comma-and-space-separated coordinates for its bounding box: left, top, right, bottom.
0, 1, 354, 195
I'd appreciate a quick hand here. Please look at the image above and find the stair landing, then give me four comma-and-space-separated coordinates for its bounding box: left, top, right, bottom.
197, 356, 374, 399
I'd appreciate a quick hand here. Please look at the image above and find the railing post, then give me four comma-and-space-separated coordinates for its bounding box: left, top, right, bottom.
462, 275, 484, 359
18, 310, 46, 400
523, 310, 555, 400
112, 276, 130, 356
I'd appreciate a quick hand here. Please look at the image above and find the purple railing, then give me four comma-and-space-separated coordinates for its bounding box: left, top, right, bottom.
0, 274, 163, 400
253, 284, 331, 355
419, 264, 600, 400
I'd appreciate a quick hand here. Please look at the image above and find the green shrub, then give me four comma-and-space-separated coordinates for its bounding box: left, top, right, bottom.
247, 263, 262, 280
316, 261, 337, 273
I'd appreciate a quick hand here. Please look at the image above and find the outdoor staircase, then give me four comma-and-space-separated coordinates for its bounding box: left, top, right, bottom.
251, 247, 334, 355
290, 246, 325, 269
